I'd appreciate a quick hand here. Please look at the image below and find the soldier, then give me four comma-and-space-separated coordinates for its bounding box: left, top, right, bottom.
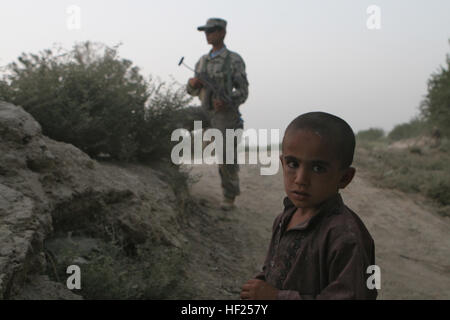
186, 18, 249, 210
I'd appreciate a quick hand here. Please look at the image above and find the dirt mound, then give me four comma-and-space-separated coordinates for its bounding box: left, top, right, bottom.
0, 101, 188, 299
389, 135, 440, 150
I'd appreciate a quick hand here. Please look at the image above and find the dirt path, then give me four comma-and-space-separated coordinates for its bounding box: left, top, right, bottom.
182, 159, 450, 300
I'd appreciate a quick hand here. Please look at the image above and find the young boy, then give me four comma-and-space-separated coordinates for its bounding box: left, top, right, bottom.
240, 112, 377, 300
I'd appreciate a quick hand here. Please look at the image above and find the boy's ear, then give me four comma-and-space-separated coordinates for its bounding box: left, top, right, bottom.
338, 167, 356, 189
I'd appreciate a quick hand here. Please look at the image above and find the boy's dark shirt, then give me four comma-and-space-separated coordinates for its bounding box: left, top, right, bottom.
255, 193, 377, 300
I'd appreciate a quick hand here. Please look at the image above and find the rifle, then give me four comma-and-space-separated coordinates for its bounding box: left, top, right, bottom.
178, 57, 234, 109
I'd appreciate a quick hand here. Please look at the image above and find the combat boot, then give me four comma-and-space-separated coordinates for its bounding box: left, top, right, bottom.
220, 196, 236, 211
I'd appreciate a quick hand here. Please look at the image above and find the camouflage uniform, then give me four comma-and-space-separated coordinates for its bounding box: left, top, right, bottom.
186, 32, 249, 200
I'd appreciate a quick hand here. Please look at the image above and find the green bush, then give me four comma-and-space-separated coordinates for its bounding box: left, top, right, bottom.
0, 41, 191, 162
135, 78, 192, 161
420, 41, 450, 137
356, 128, 385, 141
427, 180, 450, 206
388, 118, 428, 141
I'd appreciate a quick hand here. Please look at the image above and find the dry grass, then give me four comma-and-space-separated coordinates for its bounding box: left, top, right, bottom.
354, 137, 450, 217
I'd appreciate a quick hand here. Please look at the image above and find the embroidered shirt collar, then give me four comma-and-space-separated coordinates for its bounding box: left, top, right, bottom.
281, 193, 344, 231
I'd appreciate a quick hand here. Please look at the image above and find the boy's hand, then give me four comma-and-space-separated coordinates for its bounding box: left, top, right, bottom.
240, 279, 278, 300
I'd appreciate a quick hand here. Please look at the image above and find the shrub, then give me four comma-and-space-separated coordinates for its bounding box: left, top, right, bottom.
0, 41, 191, 162
135, 78, 192, 162
388, 118, 428, 141
427, 180, 450, 206
420, 42, 450, 137
409, 146, 422, 155
356, 128, 385, 141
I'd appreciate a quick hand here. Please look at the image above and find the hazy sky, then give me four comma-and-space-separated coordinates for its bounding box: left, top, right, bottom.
1, 0, 450, 136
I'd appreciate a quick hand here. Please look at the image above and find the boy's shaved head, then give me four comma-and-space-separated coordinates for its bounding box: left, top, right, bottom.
282, 112, 356, 168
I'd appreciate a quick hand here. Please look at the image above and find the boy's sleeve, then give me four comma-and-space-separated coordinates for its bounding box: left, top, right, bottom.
253, 214, 282, 281
277, 233, 377, 300
319, 235, 377, 299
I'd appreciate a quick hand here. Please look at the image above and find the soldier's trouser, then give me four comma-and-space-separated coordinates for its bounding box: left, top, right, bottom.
183, 106, 242, 200
211, 107, 243, 200
218, 134, 241, 200
179, 106, 211, 131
